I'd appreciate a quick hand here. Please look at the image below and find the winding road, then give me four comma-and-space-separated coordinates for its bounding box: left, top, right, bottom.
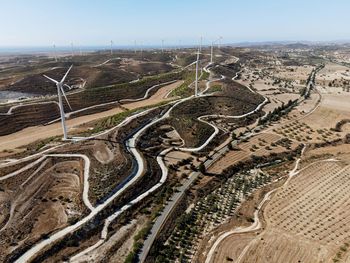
3, 55, 270, 263
205, 145, 307, 263
4, 59, 204, 262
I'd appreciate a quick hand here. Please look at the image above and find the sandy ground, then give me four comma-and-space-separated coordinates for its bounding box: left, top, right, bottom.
210, 233, 256, 262
0, 160, 84, 260
274, 65, 313, 82
208, 132, 298, 174
316, 63, 350, 95
0, 81, 183, 151
71, 217, 147, 263
317, 63, 350, 82
302, 144, 350, 166
211, 157, 350, 263
302, 93, 350, 130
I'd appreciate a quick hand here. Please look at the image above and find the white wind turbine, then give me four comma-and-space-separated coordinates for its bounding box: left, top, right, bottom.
43, 66, 73, 140
71, 42, 75, 57
210, 36, 223, 64
53, 43, 58, 62
195, 48, 200, 97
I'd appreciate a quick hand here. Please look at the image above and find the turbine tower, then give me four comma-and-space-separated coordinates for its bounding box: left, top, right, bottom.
140, 41, 143, 59
161, 39, 164, 53
195, 48, 200, 97
43, 66, 73, 140
210, 36, 223, 64
110, 40, 113, 55
71, 42, 75, 57
53, 43, 58, 62
199, 36, 203, 52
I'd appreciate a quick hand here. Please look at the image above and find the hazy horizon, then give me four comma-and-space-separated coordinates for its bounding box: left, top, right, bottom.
1, 0, 350, 47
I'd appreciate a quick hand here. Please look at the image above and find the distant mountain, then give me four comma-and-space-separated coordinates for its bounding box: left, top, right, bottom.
284, 43, 310, 49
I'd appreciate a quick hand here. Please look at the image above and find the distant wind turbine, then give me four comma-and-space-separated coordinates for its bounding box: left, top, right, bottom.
71, 42, 75, 57
195, 48, 200, 97
43, 66, 73, 140
199, 36, 203, 52
210, 36, 223, 63
53, 43, 57, 62
140, 41, 143, 58
110, 40, 113, 55
161, 39, 164, 53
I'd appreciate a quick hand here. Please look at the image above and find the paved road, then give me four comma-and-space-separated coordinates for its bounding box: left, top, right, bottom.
9, 61, 321, 262
139, 168, 202, 263
138, 64, 322, 262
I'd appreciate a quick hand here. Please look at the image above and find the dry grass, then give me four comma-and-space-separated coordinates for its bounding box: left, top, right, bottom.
209, 133, 298, 174
214, 160, 350, 263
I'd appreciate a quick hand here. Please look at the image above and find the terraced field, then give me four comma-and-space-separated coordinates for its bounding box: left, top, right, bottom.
211, 160, 350, 263
153, 170, 273, 262
2, 45, 349, 263
209, 133, 299, 174
0, 158, 87, 263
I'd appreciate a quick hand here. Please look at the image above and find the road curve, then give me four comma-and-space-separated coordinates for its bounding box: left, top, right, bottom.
9, 60, 240, 262
69, 148, 173, 262
205, 146, 308, 263
46, 154, 94, 211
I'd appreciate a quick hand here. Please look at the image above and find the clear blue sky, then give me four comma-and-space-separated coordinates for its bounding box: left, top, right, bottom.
1, 0, 349, 46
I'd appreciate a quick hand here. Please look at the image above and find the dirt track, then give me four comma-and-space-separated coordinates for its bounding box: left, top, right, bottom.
210, 159, 350, 263
0, 81, 183, 151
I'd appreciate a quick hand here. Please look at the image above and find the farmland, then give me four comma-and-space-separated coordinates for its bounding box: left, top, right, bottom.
1, 44, 350, 263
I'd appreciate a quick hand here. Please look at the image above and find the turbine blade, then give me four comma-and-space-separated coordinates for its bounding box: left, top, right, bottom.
61, 65, 73, 83
60, 86, 72, 110
43, 75, 59, 84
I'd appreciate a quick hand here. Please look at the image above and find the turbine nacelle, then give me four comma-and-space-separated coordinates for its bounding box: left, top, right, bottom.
43, 65, 73, 110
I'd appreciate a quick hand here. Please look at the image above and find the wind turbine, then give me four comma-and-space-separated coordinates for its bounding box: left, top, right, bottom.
140, 41, 143, 59
53, 43, 58, 62
161, 39, 164, 53
110, 40, 113, 55
195, 48, 200, 97
71, 42, 75, 57
210, 36, 223, 64
43, 66, 73, 140
199, 36, 203, 52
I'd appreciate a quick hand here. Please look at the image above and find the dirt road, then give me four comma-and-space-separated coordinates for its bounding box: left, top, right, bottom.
0, 81, 183, 151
